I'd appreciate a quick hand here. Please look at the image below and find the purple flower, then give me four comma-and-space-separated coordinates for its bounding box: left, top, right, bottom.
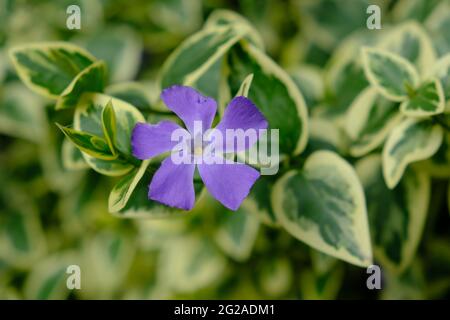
131, 85, 268, 211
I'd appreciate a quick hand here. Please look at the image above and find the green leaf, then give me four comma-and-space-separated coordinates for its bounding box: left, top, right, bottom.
425, 1, 450, 57
272, 150, 372, 267
101, 100, 117, 155
299, 267, 344, 300
381, 262, 426, 299
159, 25, 246, 91
345, 87, 403, 157
108, 160, 149, 213
106, 82, 154, 111
356, 155, 430, 273
9, 42, 96, 98
113, 170, 203, 218
81, 232, 135, 296
382, 118, 444, 188
214, 204, 260, 262
24, 253, 75, 299
0, 186, 46, 268
235, 73, 253, 97
257, 258, 293, 298
430, 54, 450, 105
289, 65, 324, 109
61, 137, 89, 170
158, 234, 227, 293
227, 42, 309, 155
362, 47, 419, 101
76, 26, 142, 82
417, 131, 450, 178
323, 32, 372, 118
55, 60, 106, 110
0, 82, 46, 142
204, 9, 264, 50
56, 123, 117, 161
244, 176, 277, 226
149, 0, 202, 35
400, 78, 445, 116
307, 117, 347, 155
380, 21, 437, 75
74, 93, 145, 176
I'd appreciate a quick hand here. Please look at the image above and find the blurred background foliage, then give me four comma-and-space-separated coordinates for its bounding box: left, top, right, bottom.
0, 0, 449, 299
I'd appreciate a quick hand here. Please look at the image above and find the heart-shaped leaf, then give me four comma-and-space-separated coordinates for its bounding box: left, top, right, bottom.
272, 150, 372, 267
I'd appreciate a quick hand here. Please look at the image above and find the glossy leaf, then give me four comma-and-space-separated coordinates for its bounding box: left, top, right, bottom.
400, 78, 445, 116
56, 60, 106, 110
158, 234, 227, 293
272, 150, 372, 267
9, 42, 96, 98
345, 87, 403, 157
56, 123, 117, 161
74, 93, 145, 176
227, 42, 309, 155
362, 47, 419, 101
214, 204, 260, 262
382, 118, 443, 188
357, 155, 430, 273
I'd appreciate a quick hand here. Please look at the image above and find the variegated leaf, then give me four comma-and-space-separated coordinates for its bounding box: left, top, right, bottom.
149, 0, 202, 35
227, 42, 309, 156
0, 186, 46, 268
61, 137, 89, 170
9, 42, 96, 98
81, 232, 135, 297
272, 150, 372, 267
362, 47, 419, 101
214, 202, 260, 262
429, 54, 450, 106
307, 117, 347, 155
56, 124, 117, 161
257, 258, 292, 298
345, 87, 402, 157
158, 234, 227, 293
112, 170, 203, 219
323, 32, 373, 118
356, 155, 430, 273
101, 100, 117, 155
106, 82, 154, 111
289, 65, 324, 109
425, 1, 450, 57
159, 25, 245, 91
76, 26, 142, 82
400, 78, 445, 116
300, 267, 344, 300
244, 176, 277, 226
417, 131, 450, 177
380, 21, 436, 75
24, 253, 77, 300
74, 93, 145, 176
204, 9, 264, 50
108, 160, 150, 213
382, 118, 444, 188
56, 60, 106, 110
0, 82, 46, 142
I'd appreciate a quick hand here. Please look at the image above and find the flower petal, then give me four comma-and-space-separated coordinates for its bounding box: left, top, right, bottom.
149, 157, 196, 210
214, 96, 268, 152
198, 157, 260, 210
161, 85, 217, 134
131, 121, 187, 160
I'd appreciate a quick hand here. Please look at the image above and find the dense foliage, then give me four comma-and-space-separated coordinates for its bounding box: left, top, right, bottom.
0, 0, 449, 299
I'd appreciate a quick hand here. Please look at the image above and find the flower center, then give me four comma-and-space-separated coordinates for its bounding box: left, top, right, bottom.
193, 145, 203, 156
